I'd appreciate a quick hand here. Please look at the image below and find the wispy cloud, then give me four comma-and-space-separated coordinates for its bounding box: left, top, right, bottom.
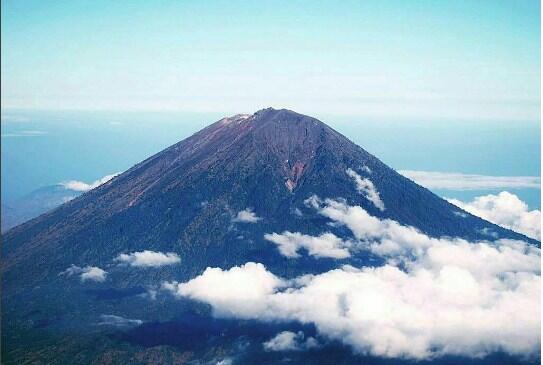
263, 331, 319, 352
164, 198, 540, 360
448, 192, 541, 240
1, 130, 48, 138
264, 231, 350, 259
215, 359, 233, 365
61, 173, 119, 192
59, 265, 107, 282
399, 170, 540, 190
97, 314, 143, 327
116, 250, 181, 267
232, 208, 262, 223
346, 168, 385, 211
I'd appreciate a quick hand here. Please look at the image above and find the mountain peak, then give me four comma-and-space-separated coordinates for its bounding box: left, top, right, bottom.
190, 108, 342, 195
204, 108, 334, 164
2, 109, 539, 364
252, 107, 320, 125
216, 108, 324, 129
3, 108, 536, 294
214, 108, 306, 129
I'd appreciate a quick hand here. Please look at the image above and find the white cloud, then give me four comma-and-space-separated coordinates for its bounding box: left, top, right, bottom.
478, 227, 498, 238
448, 192, 541, 240
116, 250, 181, 267
306, 195, 540, 265
98, 314, 143, 327
346, 168, 385, 211
141, 289, 158, 301
60, 265, 107, 282
215, 359, 233, 365
81, 267, 108, 282
232, 208, 262, 223
453, 211, 468, 218
305, 195, 424, 257
1, 130, 47, 138
166, 255, 540, 359
264, 231, 350, 259
164, 198, 540, 360
399, 170, 541, 190
163, 262, 284, 319
61, 173, 119, 192
263, 331, 319, 351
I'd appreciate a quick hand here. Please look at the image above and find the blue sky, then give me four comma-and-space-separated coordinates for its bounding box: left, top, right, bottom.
1, 0, 540, 120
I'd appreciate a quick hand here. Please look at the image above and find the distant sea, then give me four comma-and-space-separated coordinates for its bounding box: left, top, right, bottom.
1, 109, 540, 209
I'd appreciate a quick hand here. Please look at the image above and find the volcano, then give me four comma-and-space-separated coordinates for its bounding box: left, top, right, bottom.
1, 108, 539, 364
